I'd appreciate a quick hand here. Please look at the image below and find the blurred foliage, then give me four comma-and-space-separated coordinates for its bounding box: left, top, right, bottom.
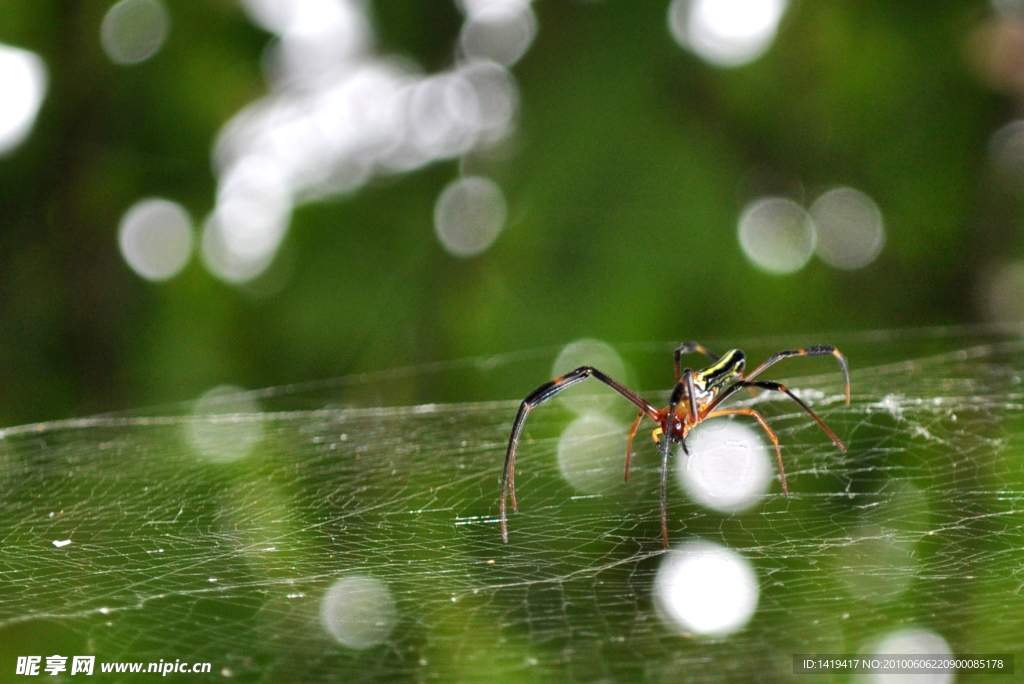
0, 0, 1014, 424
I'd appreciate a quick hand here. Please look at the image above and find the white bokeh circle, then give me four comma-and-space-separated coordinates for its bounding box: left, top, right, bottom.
668, 0, 788, 67
810, 186, 885, 270
433, 175, 508, 257
319, 576, 398, 650
184, 385, 263, 464
557, 414, 627, 495
679, 419, 773, 513
654, 540, 759, 636
861, 627, 953, 684
738, 196, 815, 274
117, 198, 193, 281
0, 44, 48, 155
100, 0, 171, 65
551, 339, 629, 416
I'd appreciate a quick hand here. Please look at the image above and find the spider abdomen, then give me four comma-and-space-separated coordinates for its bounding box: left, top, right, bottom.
695, 349, 746, 392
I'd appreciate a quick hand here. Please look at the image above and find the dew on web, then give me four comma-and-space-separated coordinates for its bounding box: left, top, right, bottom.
1, 329, 1023, 680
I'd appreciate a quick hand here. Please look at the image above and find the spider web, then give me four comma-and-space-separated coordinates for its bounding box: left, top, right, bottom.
1, 328, 1022, 682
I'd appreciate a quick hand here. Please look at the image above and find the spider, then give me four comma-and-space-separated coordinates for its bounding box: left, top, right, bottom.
500, 342, 850, 548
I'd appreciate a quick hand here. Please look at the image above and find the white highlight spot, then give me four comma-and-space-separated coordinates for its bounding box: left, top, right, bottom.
551, 339, 628, 415
202, 157, 292, 283
809, 187, 885, 270
320, 576, 398, 650
668, 0, 788, 68
459, 60, 520, 144
557, 414, 626, 495
679, 420, 772, 513
738, 196, 815, 274
864, 628, 953, 684
408, 75, 482, 161
460, 3, 538, 66
117, 198, 193, 281
654, 540, 759, 636
185, 385, 263, 463
434, 176, 507, 257
244, 0, 370, 75
0, 44, 47, 155
101, 0, 170, 65
52, 539, 72, 548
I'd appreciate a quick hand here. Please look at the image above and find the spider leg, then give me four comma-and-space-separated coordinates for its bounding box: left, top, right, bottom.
625, 410, 645, 482
706, 408, 788, 495
697, 377, 844, 497
743, 346, 851, 405
701, 379, 747, 416
656, 369, 698, 548
667, 367, 700, 423
658, 378, 689, 548
660, 431, 671, 549
500, 366, 660, 543
727, 380, 846, 452
673, 341, 720, 381
684, 371, 699, 422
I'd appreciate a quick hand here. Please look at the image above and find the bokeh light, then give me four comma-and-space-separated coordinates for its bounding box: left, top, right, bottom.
409, 75, 483, 160
207, 0, 522, 283
117, 198, 193, 281
243, 0, 371, 76
0, 44, 47, 156
319, 576, 398, 650
992, 0, 1024, 17
201, 157, 292, 284
836, 525, 915, 604
969, 12, 1024, 97
668, 0, 788, 67
809, 187, 885, 270
100, 0, 170, 65
459, 60, 520, 145
979, 260, 1024, 322
737, 196, 816, 274
557, 414, 627, 495
551, 339, 629, 415
654, 540, 759, 636
988, 119, 1024, 179
861, 628, 953, 684
433, 175, 508, 257
184, 386, 264, 463
678, 419, 772, 513
459, 2, 538, 66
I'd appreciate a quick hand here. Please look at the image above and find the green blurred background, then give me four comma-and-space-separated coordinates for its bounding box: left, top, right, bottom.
0, 0, 1019, 423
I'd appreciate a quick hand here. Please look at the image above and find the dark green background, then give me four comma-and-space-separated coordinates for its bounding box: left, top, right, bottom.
0, 0, 1012, 422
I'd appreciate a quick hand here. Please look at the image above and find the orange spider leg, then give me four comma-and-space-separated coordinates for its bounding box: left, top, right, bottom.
705, 408, 789, 496
625, 410, 645, 482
